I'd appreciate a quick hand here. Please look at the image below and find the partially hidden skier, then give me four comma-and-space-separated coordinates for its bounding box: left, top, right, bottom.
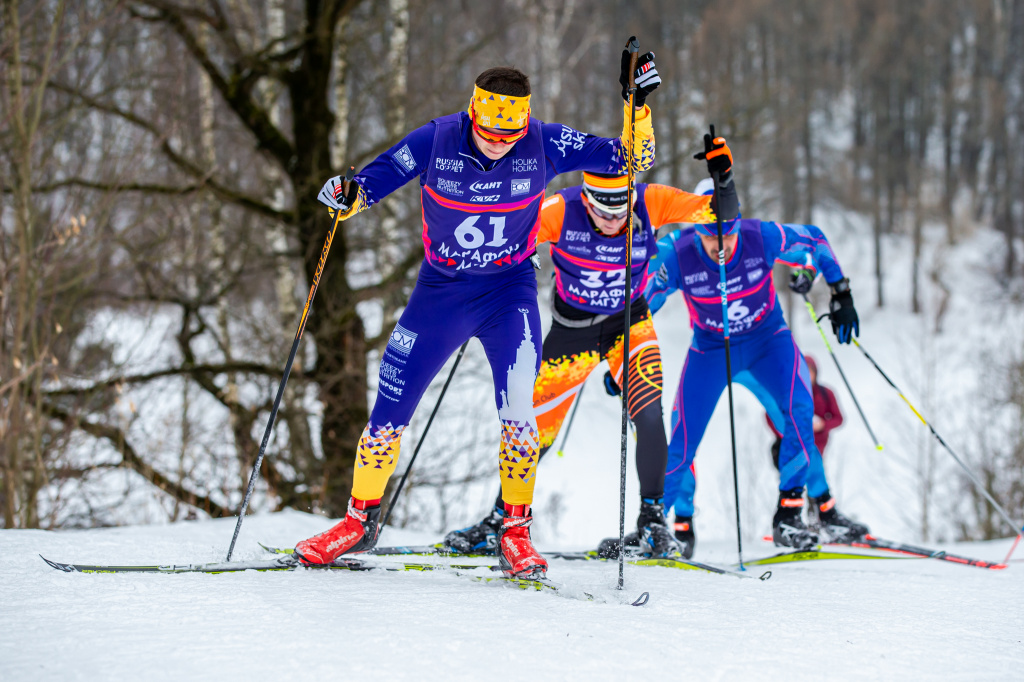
443, 157, 738, 559
294, 39, 662, 578
766, 354, 844, 469
645, 175, 870, 551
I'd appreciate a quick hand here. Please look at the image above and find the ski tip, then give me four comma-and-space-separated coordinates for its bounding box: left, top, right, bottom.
40, 555, 72, 572
631, 591, 650, 607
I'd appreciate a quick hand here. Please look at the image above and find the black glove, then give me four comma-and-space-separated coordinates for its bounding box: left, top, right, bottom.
693, 125, 738, 221
603, 371, 621, 397
789, 269, 815, 295
828, 278, 859, 344
619, 37, 660, 108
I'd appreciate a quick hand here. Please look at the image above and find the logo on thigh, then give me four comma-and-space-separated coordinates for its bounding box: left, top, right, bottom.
388, 324, 417, 356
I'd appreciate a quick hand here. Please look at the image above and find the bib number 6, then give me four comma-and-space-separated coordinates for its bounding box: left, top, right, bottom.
727, 298, 750, 321
454, 215, 508, 249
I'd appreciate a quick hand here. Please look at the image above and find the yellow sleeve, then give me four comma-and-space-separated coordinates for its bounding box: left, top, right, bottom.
536, 193, 566, 245
643, 184, 716, 228
618, 102, 655, 172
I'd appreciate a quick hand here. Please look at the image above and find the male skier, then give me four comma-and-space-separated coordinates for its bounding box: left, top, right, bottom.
294, 40, 662, 578
444, 159, 737, 559
646, 178, 869, 552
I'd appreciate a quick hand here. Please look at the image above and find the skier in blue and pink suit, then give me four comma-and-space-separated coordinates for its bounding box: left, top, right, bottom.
293, 41, 662, 579
646, 178, 870, 552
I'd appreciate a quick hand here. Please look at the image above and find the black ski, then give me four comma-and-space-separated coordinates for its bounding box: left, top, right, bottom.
40, 554, 648, 605
829, 535, 1008, 570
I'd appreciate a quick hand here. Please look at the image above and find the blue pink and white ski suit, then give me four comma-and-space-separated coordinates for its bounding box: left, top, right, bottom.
646, 219, 846, 519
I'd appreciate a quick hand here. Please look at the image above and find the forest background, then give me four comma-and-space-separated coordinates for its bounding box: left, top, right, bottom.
2, 0, 1022, 543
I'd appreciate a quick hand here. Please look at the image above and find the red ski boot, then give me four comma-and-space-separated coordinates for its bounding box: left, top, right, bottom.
497, 504, 548, 578
294, 498, 381, 565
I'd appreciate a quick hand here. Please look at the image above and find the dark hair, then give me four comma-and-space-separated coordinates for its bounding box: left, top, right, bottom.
475, 67, 531, 96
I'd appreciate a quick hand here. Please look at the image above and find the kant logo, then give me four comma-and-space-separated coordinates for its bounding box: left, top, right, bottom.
470, 180, 502, 193
388, 324, 417, 355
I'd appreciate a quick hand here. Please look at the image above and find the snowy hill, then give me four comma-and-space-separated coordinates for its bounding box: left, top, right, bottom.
2, 511, 1021, 680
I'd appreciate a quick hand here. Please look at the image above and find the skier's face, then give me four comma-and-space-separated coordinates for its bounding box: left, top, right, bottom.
699, 233, 738, 262
472, 124, 522, 160
584, 199, 629, 235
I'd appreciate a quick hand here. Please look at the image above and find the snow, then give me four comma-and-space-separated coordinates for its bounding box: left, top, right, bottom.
2, 511, 1022, 680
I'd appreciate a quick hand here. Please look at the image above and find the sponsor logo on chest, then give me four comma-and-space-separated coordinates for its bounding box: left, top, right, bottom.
684, 271, 709, 285
470, 180, 502, 193
435, 158, 464, 173
437, 178, 463, 196
511, 158, 539, 173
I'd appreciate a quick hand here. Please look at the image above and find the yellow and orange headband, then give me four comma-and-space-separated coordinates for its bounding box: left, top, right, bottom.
468, 85, 531, 131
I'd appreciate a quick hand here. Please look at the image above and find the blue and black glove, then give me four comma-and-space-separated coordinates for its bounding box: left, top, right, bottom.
789, 268, 815, 295
828, 278, 859, 344
603, 371, 621, 397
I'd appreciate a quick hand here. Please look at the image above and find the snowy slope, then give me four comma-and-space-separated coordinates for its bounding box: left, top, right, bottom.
2, 512, 1022, 681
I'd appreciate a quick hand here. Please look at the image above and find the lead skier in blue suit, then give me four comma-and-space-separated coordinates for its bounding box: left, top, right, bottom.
646, 179, 869, 553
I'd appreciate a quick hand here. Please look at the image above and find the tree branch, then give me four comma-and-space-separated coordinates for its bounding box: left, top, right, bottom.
133, 1, 295, 168
44, 362, 308, 398
352, 245, 423, 303
39, 402, 231, 518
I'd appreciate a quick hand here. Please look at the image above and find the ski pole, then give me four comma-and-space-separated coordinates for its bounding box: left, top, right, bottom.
802, 294, 883, 450
225, 167, 355, 561
709, 145, 744, 570
379, 340, 469, 533
555, 382, 585, 457
853, 338, 1024, 543
617, 37, 640, 591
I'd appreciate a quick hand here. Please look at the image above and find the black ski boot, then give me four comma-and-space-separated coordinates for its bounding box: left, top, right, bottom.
673, 516, 696, 559
811, 493, 869, 543
772, 489, 818, 550
443, 506, 503, 554
596, 531, 640, 558
637, 498, 684, 559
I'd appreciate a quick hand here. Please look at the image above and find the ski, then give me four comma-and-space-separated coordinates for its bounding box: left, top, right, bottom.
259, 542, 747, 577
740, 547, 913, 567
258, 541, 493, 559
40, 554, 647, 605
828, 535, 1008, 570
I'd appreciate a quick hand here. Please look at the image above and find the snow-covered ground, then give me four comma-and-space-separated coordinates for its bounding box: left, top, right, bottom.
2, 511, 1021, 680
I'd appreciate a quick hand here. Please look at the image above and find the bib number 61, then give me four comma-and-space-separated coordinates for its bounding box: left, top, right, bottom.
454, 216, 508, 249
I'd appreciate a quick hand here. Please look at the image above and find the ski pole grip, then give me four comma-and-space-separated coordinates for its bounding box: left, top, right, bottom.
627, 37, 639, 91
